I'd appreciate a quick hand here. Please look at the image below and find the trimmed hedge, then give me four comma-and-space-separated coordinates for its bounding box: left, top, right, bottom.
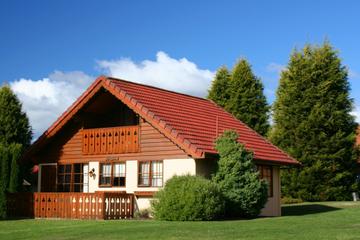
151, 175, 225, 221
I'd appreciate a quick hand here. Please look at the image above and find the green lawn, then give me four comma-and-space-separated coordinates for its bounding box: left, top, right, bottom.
1, 202, 360, 240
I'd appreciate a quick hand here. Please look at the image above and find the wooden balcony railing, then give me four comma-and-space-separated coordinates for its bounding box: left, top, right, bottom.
7, 192, 134, 220
82, 126, 139, 155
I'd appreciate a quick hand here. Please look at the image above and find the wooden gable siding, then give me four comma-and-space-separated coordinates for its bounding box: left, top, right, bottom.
35, 119, 188, 164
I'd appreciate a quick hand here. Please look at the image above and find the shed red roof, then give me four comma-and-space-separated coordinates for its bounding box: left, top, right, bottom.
27, 76, 299, 165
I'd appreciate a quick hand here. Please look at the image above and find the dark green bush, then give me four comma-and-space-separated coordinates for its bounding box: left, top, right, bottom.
151, 175, 225, 221
213, 130, 268, 218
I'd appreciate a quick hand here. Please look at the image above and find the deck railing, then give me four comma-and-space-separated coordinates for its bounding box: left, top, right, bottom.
7, 192, 134, 220
82, 126, 139, 155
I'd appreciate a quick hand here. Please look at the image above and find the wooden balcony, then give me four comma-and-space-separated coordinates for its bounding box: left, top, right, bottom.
7, 192, 134, 220
82, 126, 139, 155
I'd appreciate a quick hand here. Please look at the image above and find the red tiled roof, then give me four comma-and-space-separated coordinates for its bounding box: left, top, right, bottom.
105, 77, 298, 165
26, 76, 299, 165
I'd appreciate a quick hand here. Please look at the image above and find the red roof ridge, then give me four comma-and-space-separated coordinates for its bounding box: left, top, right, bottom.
107, 76, 210, 102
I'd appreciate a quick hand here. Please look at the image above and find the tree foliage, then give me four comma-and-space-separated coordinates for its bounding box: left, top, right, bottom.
0, 144, 9, 219
227, 60, 270, 136
270, 42, 358, 201
0, 86, 32, 218
212, 130, 268, 218
151, 175, 225, 221
207, 60, 270, 136
207, 66, 231, 108
8, 143, 23, 193
0, 85, 32, 147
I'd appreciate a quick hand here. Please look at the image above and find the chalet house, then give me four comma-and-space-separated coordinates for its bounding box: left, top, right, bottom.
20, 76, 299, 219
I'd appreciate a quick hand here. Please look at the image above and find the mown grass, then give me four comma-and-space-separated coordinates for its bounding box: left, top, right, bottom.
1, 202, 360, 240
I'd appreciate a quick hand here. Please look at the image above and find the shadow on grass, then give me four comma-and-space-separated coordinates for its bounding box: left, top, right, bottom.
1, 217, 34, 221
282, 204, 340, 216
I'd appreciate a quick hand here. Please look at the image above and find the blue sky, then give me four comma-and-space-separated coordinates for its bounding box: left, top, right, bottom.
0, 0, 359, 137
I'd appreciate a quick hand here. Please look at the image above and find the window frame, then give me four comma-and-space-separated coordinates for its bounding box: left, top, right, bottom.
138, 160, 164, 187
57, 163, 84, 192
98, 162, 126, 187
257, 165, 273, 197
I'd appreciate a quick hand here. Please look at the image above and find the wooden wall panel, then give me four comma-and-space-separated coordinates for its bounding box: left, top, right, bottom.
35, 119, 188, 164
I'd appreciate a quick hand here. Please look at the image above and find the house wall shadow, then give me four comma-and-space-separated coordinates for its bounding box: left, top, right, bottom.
282, 204, 340, 216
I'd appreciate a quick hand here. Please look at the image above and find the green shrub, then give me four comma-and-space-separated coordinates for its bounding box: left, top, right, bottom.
213, 130, 268, 218
134, 208, 151, 219
151, 175, 225, 221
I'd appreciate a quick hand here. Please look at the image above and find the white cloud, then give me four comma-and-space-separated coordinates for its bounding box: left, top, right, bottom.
97, 51, 215, 97
352, 105, 360, 124
9, 52, 215, 139
266, 62, 286, 74
10, 71, 94, 139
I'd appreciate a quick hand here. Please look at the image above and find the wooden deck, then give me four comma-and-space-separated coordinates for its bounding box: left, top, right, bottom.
7, 192, 134, 220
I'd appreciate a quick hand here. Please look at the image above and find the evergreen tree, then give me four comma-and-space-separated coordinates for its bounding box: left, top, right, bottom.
0, 185, 6, 219
227, 59, 270, 136
207, 66, 231, 108
270, 42, 358, 201
0, 145, 10, 194
0, 86, 32, 217
0, 144, 9, 219
212, 130, 268, 217
9, 143, 23, 193
0, 85, 32, 146
207, 60, 270, 136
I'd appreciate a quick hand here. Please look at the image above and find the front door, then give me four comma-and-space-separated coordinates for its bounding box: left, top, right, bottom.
40, 164, 57, 192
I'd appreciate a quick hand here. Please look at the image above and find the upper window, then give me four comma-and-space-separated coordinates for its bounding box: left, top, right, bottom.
99, 162, 126, 187
257, 165, 273, 197
138, 161, 163, 187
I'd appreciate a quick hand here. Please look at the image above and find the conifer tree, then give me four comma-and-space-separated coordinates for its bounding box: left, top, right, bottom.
207, 61, 270, 136
270, 42, 358, 201
9, 143, 23, 193
0, 86, 32, 217
226, 59, 270, 136
212, 130, 268, 217
0, 86, 32, 146
207, 66, 231, 108
0, 144, 9, 218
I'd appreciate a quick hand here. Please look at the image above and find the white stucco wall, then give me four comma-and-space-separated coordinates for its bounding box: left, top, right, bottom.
86, 158, 196, 210
163, 158, 196, 182
81, 159, 281, 215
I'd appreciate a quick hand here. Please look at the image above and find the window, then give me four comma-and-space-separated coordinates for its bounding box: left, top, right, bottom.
57, 163, 84, 192
138, 161, 163, 187
257, 165, 273, 197
99, 162, 126, 187
113, 163, 126, 186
